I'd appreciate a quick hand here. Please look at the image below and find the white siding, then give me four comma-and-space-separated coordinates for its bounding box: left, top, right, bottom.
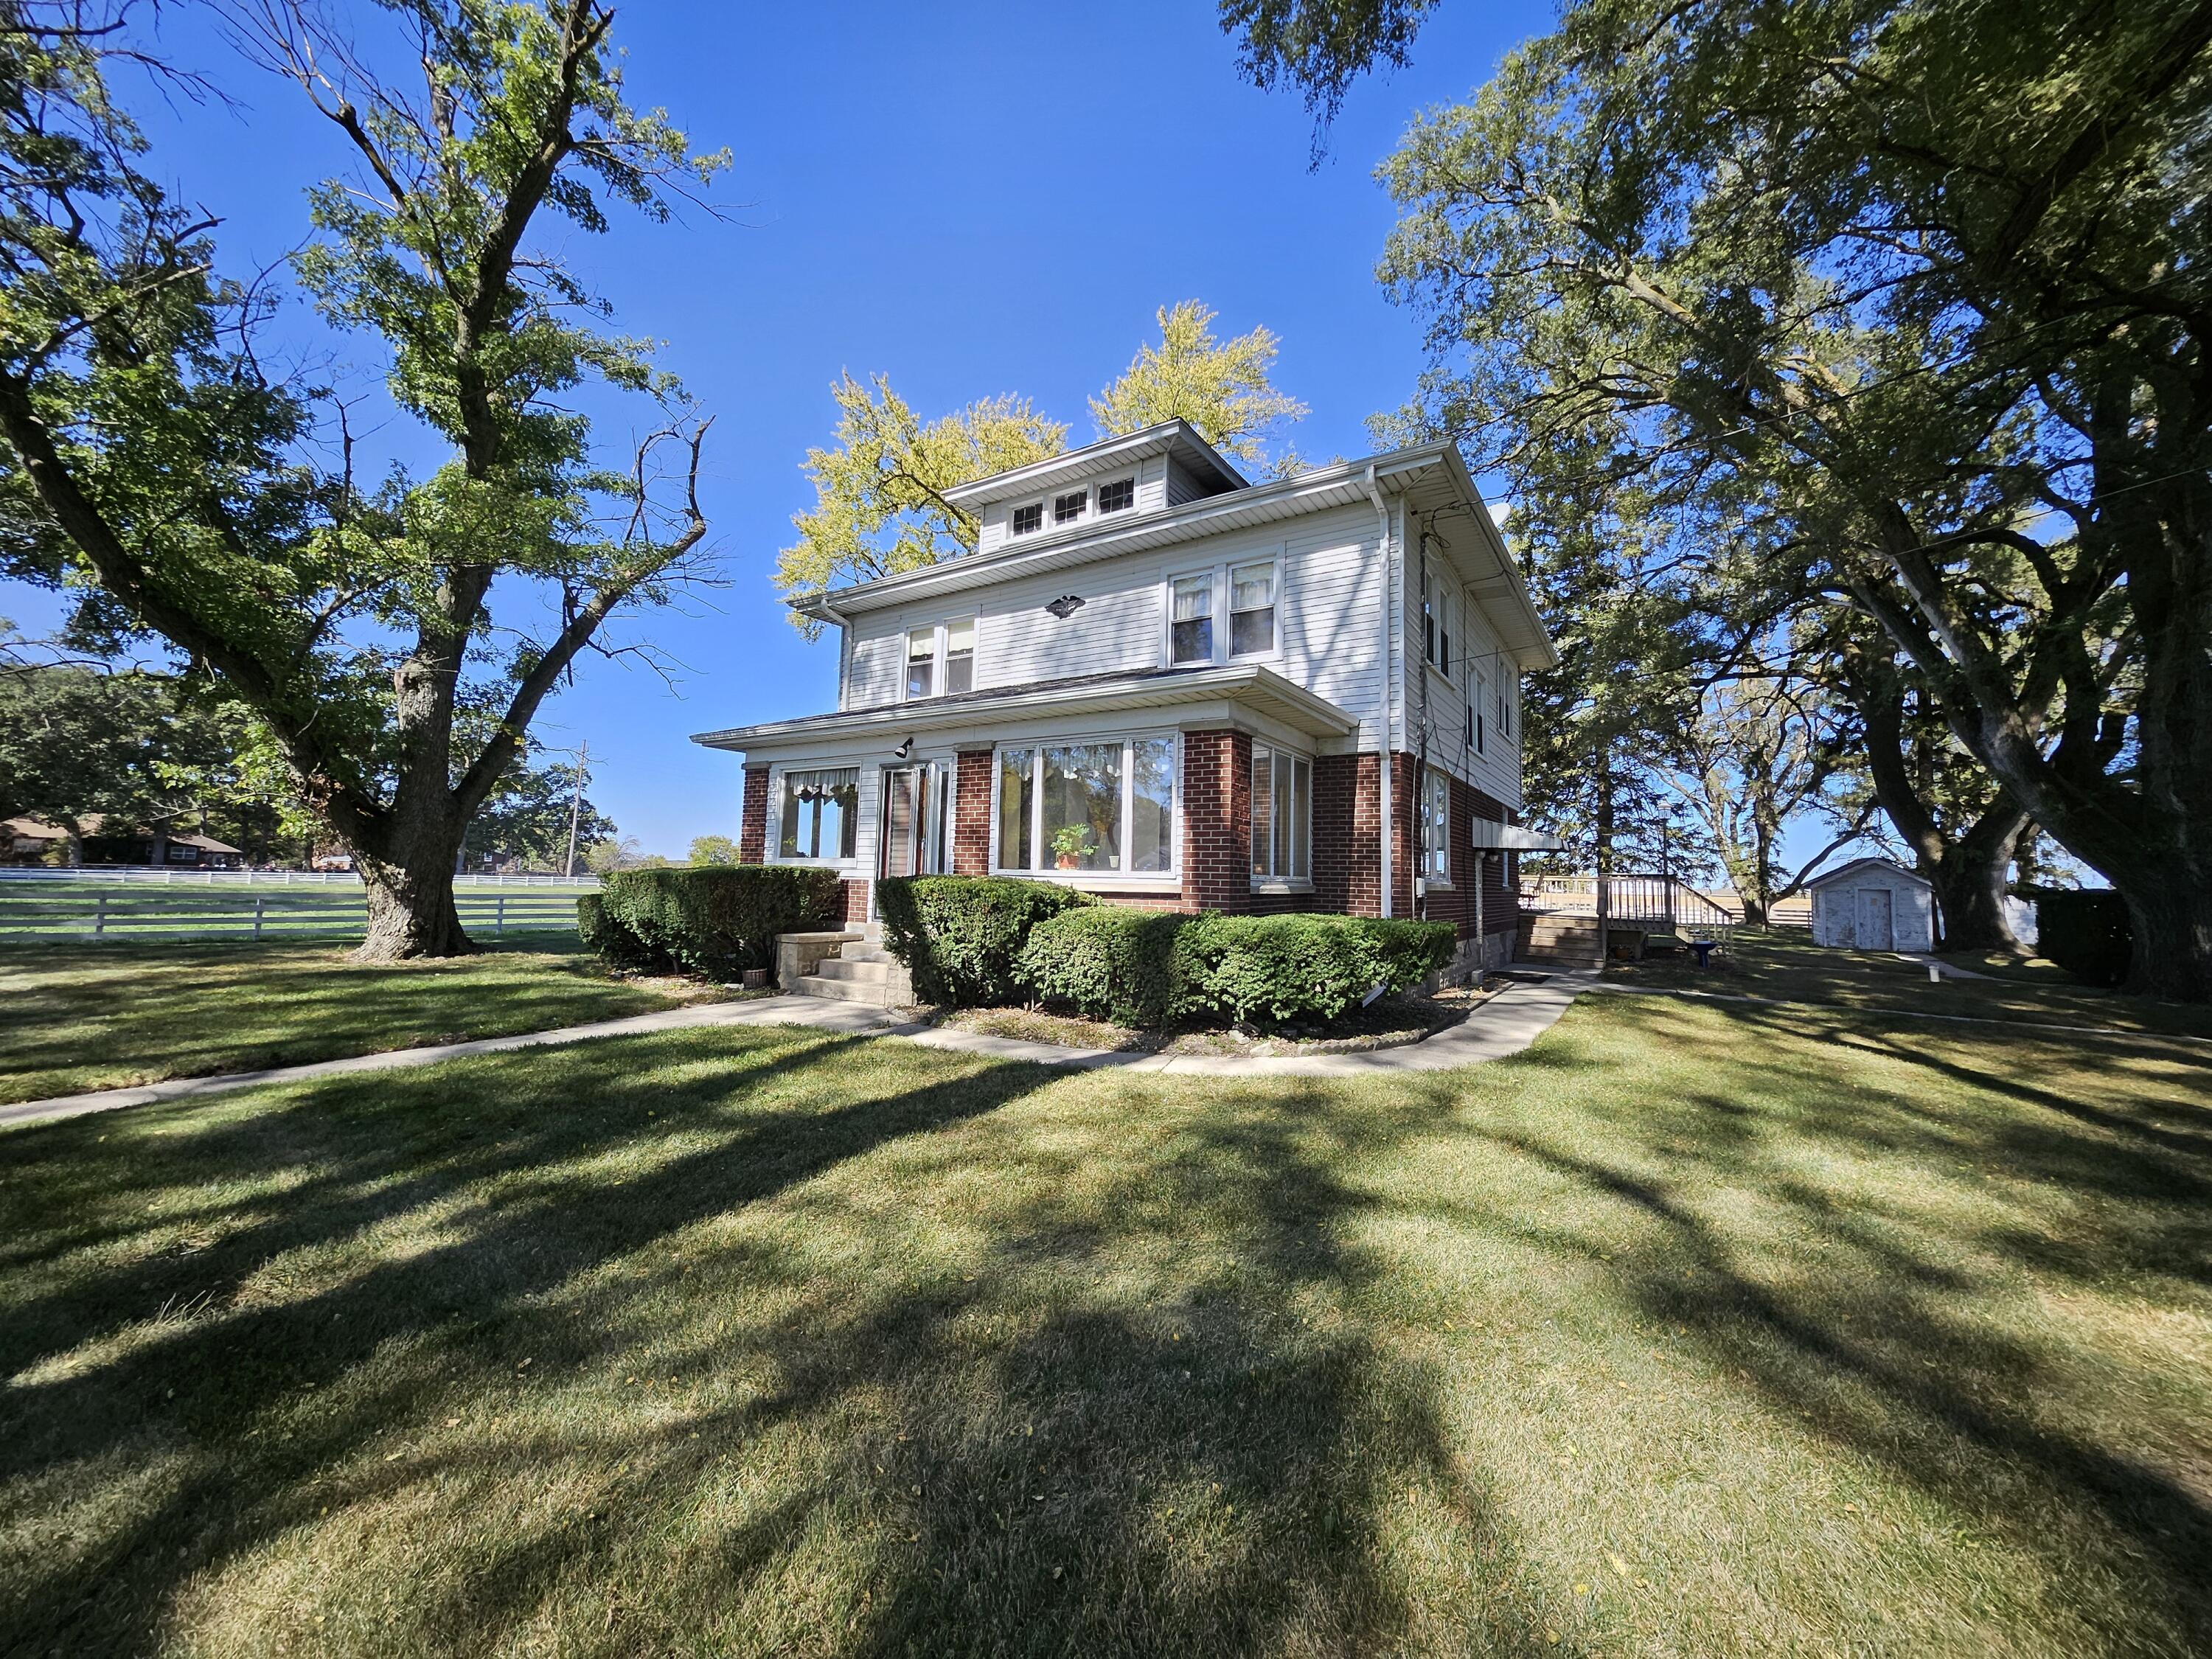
1399, 521, 1526, 813
838, 501, 1392, 749
1810, 866, 1935, 953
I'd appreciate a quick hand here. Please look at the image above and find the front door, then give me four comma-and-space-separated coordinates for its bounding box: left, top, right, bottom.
1857, 888, 1893, 951
876, 762, 949, 891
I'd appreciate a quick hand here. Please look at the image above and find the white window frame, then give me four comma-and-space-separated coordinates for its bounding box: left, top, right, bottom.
1052, 487, 1088, 526
1472, 665, 1489, 755
988, 731, 1181, 885
898, 617, 979, 703
768, 764, 863, 868
1011, 501, 1045, 537
1096, 474, 1136, 515
1249, 740, 1314, 889
1423, 767, 1453, 886
1161, 552, 1281, 669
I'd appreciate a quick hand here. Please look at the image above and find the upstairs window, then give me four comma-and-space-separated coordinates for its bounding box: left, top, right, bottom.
1097, 476, 1135, 514
1012, 502, 1043, 536
1054, 490, 1086, 525
1502, 677, 1514, 736
945, 618, 975, 694
1251, 744, 1311, 882
1441, 591, 1453, 675
779, 768, 858, 862
1229, 560, 1276, 656
1472, 668, 1489, 754
1170, 574, 1214, 664
1421, 561, 1436, 667
905, 627, 936, 699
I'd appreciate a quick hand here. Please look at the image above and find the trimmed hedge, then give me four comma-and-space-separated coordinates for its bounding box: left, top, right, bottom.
2034, 888, 2132, 988
582, 865, 844, 978
876, 875, 1093, 1006
1017, 907, 1187, 1026
1174, 913, 1459, 1025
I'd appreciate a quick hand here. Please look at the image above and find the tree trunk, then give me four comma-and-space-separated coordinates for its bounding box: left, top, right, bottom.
355, 829, 471, 961
2120, 876, 2212, 1004
1927, 840, 2017, 953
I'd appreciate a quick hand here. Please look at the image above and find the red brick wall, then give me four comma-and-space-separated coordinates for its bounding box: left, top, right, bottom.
1313, 753, 1378, 917
952, 750, 993, 874
739, 764, 771, 864
838, 878, 869, 922
1179, 728, 1251, 912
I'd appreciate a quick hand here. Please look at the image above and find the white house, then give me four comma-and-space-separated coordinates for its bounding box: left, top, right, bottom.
692, 421, 1559, 972
1806, 858, 1936, 953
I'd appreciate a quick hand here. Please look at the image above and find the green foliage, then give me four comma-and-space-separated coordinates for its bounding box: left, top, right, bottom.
688, 835, 739, 867
775, 373, 1065, 630
2034, 891, 2132, 990
874, 876, 1093, 1007
1091, 300, 1307, 470
460, 753, 612, 873
588, 866, 841, 979
1174, 914, 1457, 1025
1016, 907, 1187, 1027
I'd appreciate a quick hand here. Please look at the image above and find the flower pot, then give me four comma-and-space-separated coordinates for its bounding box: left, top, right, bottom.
1056, 853, 1079, 870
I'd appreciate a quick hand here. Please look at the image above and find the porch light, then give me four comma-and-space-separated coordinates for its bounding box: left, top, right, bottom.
892, 737, 913, 759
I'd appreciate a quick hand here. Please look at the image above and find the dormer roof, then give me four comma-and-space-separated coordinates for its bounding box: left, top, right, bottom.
939, 419, 1247, 509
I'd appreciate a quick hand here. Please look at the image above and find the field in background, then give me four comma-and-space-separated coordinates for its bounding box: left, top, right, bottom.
0, 875, 596, 944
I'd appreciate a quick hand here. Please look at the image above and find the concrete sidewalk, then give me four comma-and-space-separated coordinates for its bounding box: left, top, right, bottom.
1, 969, 1598, 1130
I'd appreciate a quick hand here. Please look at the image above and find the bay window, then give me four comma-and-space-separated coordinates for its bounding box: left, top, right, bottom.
1250, 743, 1311, 883
995, 736, 1178, 875
778, 768, 858, 862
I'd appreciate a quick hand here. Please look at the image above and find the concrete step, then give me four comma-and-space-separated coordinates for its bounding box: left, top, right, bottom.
838, 943, 898, 964
795, 972, 903, 1006
813, 956, 902, 985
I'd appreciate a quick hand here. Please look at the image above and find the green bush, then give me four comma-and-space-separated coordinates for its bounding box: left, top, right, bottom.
1174, 913, 1459, 1025
575, 891, 658, 970
588, 866, 844, 978
2034, 888, 2132, 988
876, 875, 1093, 1006
1017, 907, 1188, 1026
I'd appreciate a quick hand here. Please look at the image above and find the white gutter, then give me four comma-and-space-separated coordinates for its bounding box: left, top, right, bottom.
1365, 462, 1394, 919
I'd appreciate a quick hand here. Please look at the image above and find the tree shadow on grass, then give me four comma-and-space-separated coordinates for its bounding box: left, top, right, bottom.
1426, 992, 2212, 1655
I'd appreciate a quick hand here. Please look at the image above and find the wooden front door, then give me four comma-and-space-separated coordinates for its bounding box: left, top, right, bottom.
1856, 887, 1893, 951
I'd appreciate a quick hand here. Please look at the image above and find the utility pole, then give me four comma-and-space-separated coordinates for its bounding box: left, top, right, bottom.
563, 740, 590, 879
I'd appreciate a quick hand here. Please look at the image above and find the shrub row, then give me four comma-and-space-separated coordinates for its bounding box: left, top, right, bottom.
578, 865, 844, 978
2033, 888, 2132, 988
875, 875, 1094, 1005
879, 875, 1460, 1026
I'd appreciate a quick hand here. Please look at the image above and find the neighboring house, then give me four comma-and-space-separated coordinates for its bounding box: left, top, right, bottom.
3, 814, 246, 870
1806, 858, 1935, 953
693, 421, 1559, 973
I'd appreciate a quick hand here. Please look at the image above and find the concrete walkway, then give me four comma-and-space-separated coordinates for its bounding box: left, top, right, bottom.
1, 970, 1599, 1130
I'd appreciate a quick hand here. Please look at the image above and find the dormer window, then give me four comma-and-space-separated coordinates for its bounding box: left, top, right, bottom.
1054, 490, 1085, 525
1012, 502, 1043, 536
1097, 477, 1135, 514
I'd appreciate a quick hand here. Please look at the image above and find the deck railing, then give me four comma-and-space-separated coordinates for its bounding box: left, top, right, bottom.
1520, 873, 1743, 952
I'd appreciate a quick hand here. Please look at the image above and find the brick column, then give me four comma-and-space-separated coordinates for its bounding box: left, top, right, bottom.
1312, 752, 1380, 917
952, 749, 994, 874
738, 764, 771, 864
1179, 728, 1251, 912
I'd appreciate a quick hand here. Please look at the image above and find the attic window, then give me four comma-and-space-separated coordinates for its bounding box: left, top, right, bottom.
1097, 477, 1135, 514
1012, 503, 1043, 536
1054, 490, 1085, 524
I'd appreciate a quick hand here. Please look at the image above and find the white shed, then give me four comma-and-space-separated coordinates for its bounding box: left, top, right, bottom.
1806, 858, 1936, 953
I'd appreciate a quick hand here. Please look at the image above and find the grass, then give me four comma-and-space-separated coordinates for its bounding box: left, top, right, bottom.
3, 955, 2208, 1655
0, 942, 717, 1104
1614, 926, 2212, 1041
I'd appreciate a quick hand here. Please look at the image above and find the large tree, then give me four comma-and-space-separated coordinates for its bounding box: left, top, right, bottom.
1091, 299, 1308, 472
0, 1, 720, 956
1226, 0, 2212, 998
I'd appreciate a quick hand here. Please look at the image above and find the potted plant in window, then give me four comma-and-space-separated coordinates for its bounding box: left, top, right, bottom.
1051, 824, 1092, 870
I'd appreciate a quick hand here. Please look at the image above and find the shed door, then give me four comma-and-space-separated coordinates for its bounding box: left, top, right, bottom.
1857, 887, 1894, 952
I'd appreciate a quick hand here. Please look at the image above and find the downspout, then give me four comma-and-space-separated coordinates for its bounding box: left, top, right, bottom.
1366, 464, 1394, 919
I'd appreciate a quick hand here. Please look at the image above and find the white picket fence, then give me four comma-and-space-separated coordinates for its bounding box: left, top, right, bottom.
0, 867, 598, 888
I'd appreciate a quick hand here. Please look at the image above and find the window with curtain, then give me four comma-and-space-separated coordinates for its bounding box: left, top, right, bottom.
995, 737, 1178, 875
1250, 743, 1311, 881
778, 768, 859, 861
945, 618, 975, 694
906, 627, 935, 698
1229, 561, 1276, 655
1170, 574, 1213, 664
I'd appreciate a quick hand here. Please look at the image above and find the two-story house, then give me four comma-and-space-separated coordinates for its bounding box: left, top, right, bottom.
693, 420, 1557, 973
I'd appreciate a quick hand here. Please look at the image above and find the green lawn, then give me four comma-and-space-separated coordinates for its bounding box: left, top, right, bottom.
1615, 926, 2212, 1041
0, 943, 712, 1104
3, 968, 2208, 1655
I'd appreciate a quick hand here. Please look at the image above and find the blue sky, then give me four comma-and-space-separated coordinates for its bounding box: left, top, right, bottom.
2, 0, 1559, 857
